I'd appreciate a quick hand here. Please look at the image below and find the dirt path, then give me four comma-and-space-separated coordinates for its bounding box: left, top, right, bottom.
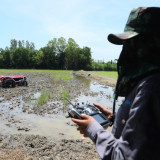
75, 70, 117, 86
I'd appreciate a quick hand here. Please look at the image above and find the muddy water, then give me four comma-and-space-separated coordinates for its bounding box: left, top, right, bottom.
0, 75, 123, 141
0, 101, 80, 140
73, 76, 123, 111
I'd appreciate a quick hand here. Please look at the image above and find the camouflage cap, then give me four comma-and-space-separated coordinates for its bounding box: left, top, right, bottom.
108, 7, 160, 45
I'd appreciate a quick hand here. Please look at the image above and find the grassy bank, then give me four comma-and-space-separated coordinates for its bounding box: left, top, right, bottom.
0, 69, 72, 74
91, 71, 118, 79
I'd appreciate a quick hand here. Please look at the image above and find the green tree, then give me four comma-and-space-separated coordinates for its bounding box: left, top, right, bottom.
2, 48, 11, 68
28, 49, 36, 68
22, 40, 25, 47
47, 38, 57, 52
40, 46, 57, 69
79, 47, 92, 70
0, 48, 4, 67
10, 39, 17, 50
12, 47, 29, 68
26, 40, 30, 49
18, 40, 22, 48
65, 38, 79, 69
0, 37, 97, 70
33, 50, 44, 68
57, 37, 67, 69
30, 42, 35, 50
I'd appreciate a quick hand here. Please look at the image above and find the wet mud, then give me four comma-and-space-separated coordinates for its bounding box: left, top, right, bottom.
0, 71, 121, 160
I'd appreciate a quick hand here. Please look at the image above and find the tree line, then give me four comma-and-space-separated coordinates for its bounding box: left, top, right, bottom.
0, 37, 117, 71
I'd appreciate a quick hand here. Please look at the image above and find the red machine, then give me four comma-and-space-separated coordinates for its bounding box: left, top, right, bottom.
0, 76, 28, 88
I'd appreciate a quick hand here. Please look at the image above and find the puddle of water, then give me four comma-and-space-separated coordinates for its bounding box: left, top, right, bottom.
0, 97, 4, 101
75, 75, 91, 86
90, 82, 113, 93
0, 112, 81, 140
0, 102, 11, 107
34, 92, 41, 99
0, 115, 81, 140
21, 114, 81, 140
29, 92, 41, 105
0, 101, 82, 140
73, 77, 124, 112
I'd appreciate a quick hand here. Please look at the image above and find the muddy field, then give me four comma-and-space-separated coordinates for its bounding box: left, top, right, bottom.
0, 70, 119, 160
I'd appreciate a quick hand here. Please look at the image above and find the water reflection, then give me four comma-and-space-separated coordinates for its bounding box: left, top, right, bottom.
34, 92, 41, 99
75, 75, 91, 87
73, 76, 123, 112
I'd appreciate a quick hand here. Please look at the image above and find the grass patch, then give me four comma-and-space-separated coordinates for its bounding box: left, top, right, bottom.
60, 90, 70, 111
62, 90, 69, 105
37, 90, 51, 106
55, 74, 72, 81
54, 72, 73, 81
0, 69, 72, 74
0, 69, 73, 82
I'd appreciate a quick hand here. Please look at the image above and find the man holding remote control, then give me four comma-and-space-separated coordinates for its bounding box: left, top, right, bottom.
72, 7, 160, 160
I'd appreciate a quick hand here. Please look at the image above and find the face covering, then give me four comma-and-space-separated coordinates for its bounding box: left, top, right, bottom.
114, 34, 160, 99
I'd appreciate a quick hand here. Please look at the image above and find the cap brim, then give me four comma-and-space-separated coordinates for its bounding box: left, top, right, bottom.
108, 31, 139, 45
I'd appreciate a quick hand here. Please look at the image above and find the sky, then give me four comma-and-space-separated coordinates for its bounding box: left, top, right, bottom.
0, 0, 160, 62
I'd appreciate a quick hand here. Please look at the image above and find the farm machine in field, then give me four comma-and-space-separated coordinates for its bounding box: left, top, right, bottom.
0, 76, 28, 88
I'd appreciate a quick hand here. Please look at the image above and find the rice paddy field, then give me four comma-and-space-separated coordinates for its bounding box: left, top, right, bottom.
0, 69, 119, 160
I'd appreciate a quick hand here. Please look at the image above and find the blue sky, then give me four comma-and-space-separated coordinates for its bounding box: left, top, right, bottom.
0, 0, 160, 62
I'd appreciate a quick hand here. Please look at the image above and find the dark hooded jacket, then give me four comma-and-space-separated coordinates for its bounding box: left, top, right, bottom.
87, 73, 160, 160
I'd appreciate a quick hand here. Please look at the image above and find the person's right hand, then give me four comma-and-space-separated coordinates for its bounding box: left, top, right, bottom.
93, 103, 113, 120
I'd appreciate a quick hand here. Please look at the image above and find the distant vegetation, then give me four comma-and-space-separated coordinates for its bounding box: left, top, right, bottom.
0, 37, 117, 71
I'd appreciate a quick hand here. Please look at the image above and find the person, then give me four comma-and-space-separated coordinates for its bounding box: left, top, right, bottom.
72, 7, 160, 160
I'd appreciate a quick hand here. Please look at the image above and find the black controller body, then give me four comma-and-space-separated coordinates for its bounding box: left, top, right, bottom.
68, 103, 111, 127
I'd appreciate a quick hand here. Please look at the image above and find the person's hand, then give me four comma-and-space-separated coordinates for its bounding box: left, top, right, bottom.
72, 114, 96, 137
93, 103, 113, 120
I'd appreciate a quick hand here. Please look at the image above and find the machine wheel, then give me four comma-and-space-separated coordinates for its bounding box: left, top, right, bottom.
2, 79, 6, 88
11, 80, 16, 87
2, 79, 10, 88
2, 79, 15, 88
23, 81, 28, 86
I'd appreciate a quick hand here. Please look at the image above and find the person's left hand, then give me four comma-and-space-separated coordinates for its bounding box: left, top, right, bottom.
72, 114, 96, 137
